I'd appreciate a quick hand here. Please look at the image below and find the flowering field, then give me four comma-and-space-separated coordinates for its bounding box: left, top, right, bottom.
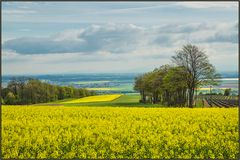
61, 94, 122, 104
2, 106, 238, 159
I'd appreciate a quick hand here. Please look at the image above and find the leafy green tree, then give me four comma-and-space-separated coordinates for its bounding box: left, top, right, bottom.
58, 87, 66, 100
5, 92, 16, 104
172, 44, 221, 107
135, 65, 187, 106
1, 97, 4, 105
134, 75, 147, 103
163, 66, 188, 106
1, 88, 11, 100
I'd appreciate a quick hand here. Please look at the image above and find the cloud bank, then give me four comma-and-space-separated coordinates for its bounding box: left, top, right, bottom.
3, 22, 238, 55
2, 22, 238, 74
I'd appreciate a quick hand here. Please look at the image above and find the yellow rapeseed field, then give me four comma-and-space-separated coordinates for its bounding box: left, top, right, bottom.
2, 106, 238, 159
61, 94, 122, 104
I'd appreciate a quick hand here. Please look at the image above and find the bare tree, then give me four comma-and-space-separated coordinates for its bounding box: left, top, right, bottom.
172, 44, 221, 108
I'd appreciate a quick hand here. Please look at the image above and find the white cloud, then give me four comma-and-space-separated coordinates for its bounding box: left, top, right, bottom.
3, 9, 37, 14
175, 2, 238, 9
2, 50, 172, 75
3, 22, 238, 56
2, 49, 18, 57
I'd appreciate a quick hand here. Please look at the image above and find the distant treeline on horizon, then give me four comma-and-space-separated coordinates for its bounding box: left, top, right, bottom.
1, 78, 95, 105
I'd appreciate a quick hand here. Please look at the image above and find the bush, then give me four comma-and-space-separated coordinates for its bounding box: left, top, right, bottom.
224, 88, 231, 96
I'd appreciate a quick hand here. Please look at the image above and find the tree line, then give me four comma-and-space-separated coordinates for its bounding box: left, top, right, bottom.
1, 78, 95, 105
134, 44, 221, 107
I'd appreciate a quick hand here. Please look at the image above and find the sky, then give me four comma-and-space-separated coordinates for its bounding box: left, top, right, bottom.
2, 2, 238, 75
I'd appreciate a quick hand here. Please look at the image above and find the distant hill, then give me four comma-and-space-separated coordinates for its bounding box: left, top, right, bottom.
2, 72, 238, 90
220, 71, 238, 78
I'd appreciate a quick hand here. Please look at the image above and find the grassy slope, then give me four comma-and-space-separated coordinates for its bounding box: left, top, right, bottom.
34, 94, 225, 108
40, 94, 164, 108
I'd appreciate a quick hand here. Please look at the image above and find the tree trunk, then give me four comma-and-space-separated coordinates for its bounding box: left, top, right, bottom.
188, 88, 195, 108
140, 90, 143, 102
142, 90, 146, 103
152, 92, 158, 104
